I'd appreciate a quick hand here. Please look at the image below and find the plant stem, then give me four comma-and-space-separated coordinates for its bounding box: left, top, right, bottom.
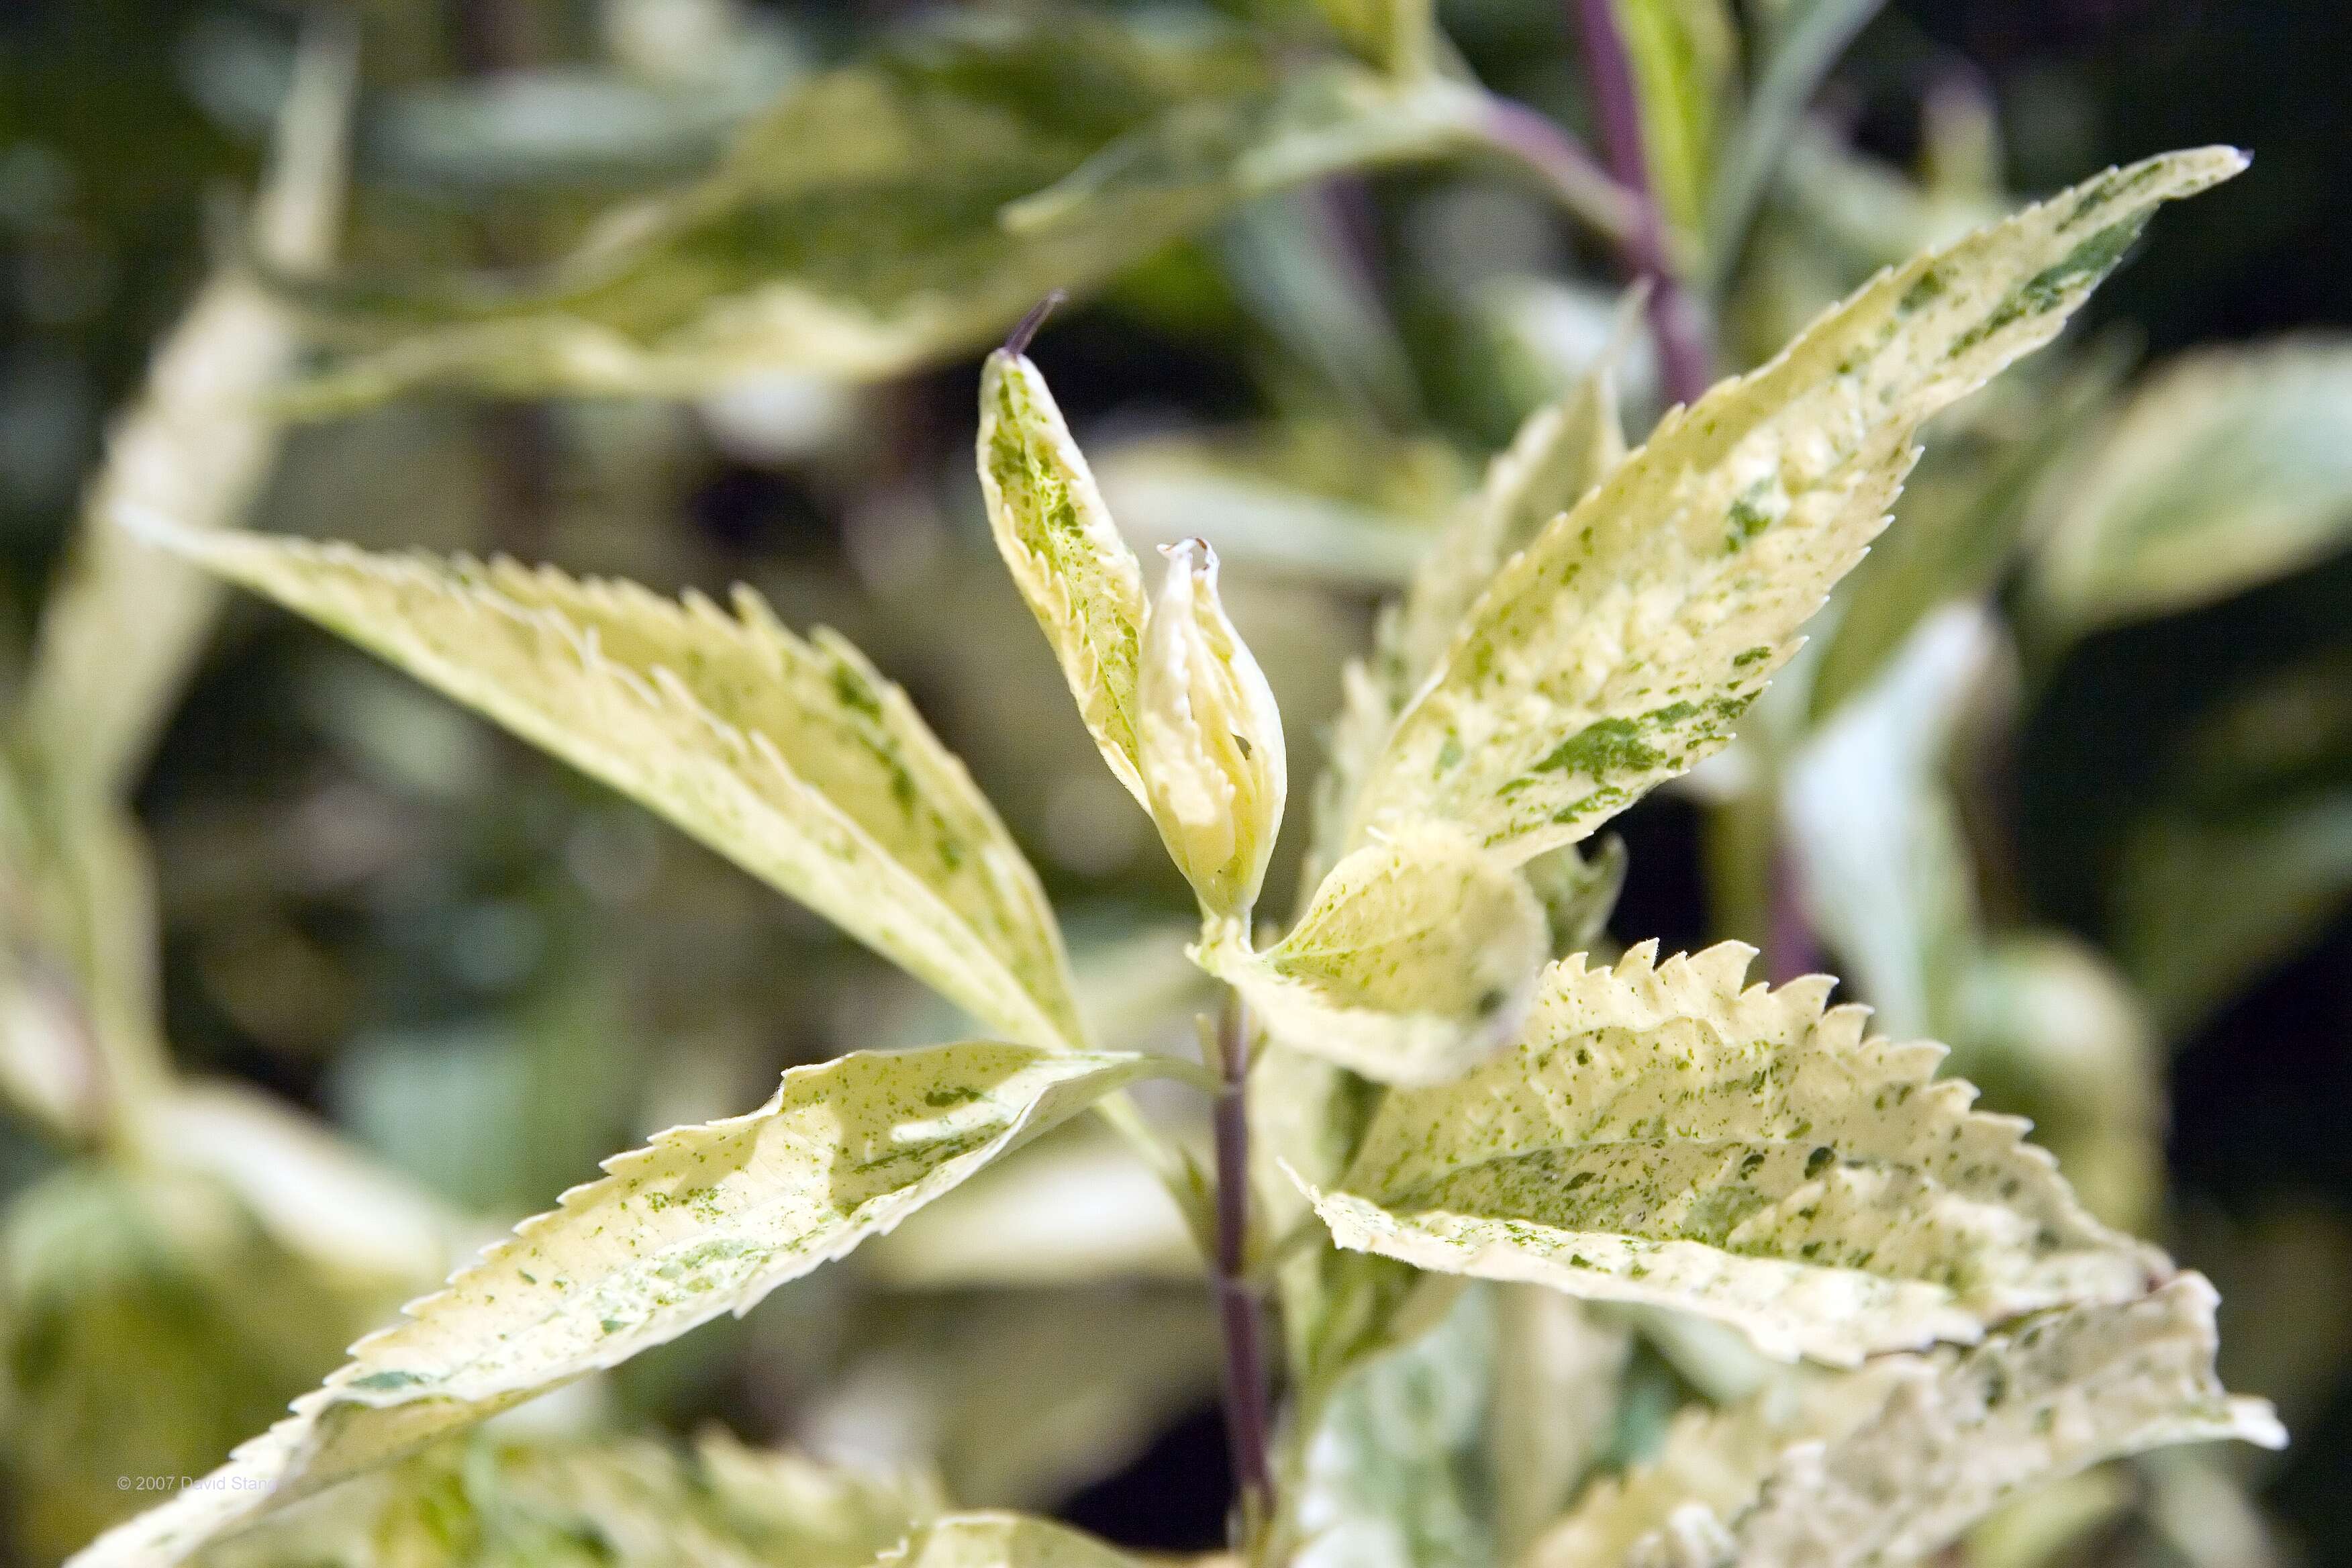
1212, 984, 1275, 1540
1569, 0, 1714, 406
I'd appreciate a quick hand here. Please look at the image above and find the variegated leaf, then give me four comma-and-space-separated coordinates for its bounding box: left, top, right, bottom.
1204, 824, 1548, 1085
1529, 1275, 2284, 1568
1345, 148, 2244, 866
70, 1044, 1171, 1568
883, 1514, 1141, 1568
138, 522, 1083, 1052
977, 348, 1151, 803
276, 16, 1487, 411
2028, 337, 2352, 637
1302, 942, 2161, 1365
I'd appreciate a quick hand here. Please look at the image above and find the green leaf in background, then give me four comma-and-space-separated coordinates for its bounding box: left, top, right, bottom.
2113, 648, 2352, 1033
2028, 338, 2352, 639
0, 1169, 371, 1565
1283, 1283, 1497, 1568
883, 1514, 1143, 1568
1612, 0, 1738, 249
195, 1430, 939, 1568
142, 524, 1085, 1053
274, 11, 1490, 411
1783, 602, 1997, 1040
72, 1043, 1175, 1568
1702, 0, 1889, 275
1204, 823, 1547, 1084
1526, 1275, 2281, 1568
1302, 942, 2159, 1365
1489, 1289, 1634, 1558
1344, 148, 2243, 869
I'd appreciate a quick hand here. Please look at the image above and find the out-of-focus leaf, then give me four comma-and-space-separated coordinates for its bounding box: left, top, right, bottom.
1523, 835, 1628, 960
860, 1124, 1201, 1288
2028, 338, 2352, 637
1344, 150, 2243, 867
1947, 934, 2163, 1234
1806, 342, 2126, 723
1702, 0, 1888, 273
884, 1514, 1142, 1567
21, 28, 349, 807
1527, 1275, 2281, 1568
195, 1430, 939, 1568
1284, 1283, 1497, 1568
1093, 425, 1458, 589
806, 1285, 1219, 1510
134, 1079, 469, 1294
2112, 649, 2352, 1034
1302, 942, 2159, 1365
0, 1169, 365, 1564
1783, 603, 1998, 1040
70, 1044, 1176, 1568
276, 13, 1490, 409
143, 526, 1085, 1053
1220, 189, 1422, 425
1204, 823, 1547, 1085
1612, 0, 1738, 247
1492, 1289, 1634, 1558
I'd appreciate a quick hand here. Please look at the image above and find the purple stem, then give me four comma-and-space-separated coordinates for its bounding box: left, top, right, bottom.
1570, 0, 1714, 406
1212, 987, 1274, 1537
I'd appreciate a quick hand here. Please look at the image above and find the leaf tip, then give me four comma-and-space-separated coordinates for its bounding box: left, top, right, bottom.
1003, 290, 1067, 358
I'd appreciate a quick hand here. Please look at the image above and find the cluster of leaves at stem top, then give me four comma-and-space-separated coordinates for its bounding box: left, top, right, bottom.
60, 134, 2288, 1568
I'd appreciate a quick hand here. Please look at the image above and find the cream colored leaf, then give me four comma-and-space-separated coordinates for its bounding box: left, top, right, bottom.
2029, 336, 2352, 636
883, 1514, 1140, 1568
1346, 147, 2245, 865
1492, 1289, 1634, 1558
136, 524, 1083, 1052
977, 348, 1151, 803
1529, 1275, 2284, 1568
70, 1043, 1170, 1568
1204, 824, 1548, 1085
1304, 942, 2161, 1365
135, 1080, 469, 1295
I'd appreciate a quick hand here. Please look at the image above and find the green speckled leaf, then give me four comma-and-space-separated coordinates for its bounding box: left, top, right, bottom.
70, 1044, 1170, 1568
881, 1513, 1140, 1568
1346, 148, 2244, 866
1528, 1275, 2282, 1568
1204, 824, 1548, 1085
977, 348, 1151, 803
138, 524, 1083, 1052
2029, 337, 2352, 636
275, 15, 1485, 411
1303, 942, 2161, 1364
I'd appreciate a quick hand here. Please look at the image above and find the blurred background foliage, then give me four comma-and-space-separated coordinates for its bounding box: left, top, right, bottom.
1, 0, 2349, 1565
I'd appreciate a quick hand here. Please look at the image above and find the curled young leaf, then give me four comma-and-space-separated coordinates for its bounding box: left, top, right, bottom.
1138, 539, 1287, 919
977, 348, 1150, 803
1346, 147, 2245, 867
136, 523, 1083, 1053
70, 1044, 1175, 1568
1529, 1275, 2282, 1568
1301, 942, 2161, 1364
1204, 824, 1547, 1085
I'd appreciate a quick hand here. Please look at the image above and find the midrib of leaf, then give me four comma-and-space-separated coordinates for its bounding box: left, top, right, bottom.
1346, 147, 2245, 866
139, 525, 1084, 1054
